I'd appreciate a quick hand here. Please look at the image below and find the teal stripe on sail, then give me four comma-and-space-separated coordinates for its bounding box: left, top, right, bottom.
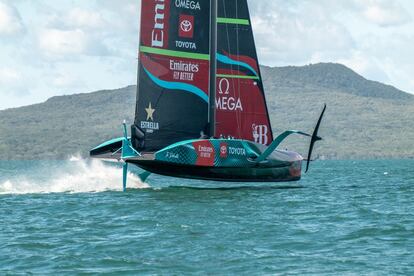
217, 53, 259, 77
143, 67, 208, 103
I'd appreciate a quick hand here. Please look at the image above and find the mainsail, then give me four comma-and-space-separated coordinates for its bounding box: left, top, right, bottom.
133, 0, 211, 152
215, 0, 273, 145
133, 0, 273, 152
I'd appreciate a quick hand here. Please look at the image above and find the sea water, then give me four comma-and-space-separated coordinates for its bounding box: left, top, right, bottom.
1, 159, 413, 274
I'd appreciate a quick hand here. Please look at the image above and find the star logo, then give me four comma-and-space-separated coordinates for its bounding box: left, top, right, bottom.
145, 103, 155, 121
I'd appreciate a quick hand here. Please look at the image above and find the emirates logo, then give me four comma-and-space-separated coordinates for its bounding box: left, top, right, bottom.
180, 20, 192, 32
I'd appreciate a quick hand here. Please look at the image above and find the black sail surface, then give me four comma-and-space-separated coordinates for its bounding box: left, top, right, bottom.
133, 0, 211, 152
215, 0, 274, 145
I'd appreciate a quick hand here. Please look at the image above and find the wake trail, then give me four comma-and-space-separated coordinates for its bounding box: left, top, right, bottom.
0, 157, 149, 195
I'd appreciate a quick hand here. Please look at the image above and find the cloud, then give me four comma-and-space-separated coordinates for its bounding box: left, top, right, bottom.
66, 8, 106, 30
52, 72, 83, 88
0, 67, 30, 98
248, 0, 414, 94
0, 67, 21, 84
0, 1, 24, 35
35, 4, 138, 60
37, 27, 111, 58
47, 7, 108, 30
38, 29, 89, 56
0, 0, 413, 111
250, 1, 355, 65
360, 0, 411, 27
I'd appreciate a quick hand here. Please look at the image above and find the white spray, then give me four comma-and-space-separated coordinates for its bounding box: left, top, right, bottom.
0, 157, 149, 195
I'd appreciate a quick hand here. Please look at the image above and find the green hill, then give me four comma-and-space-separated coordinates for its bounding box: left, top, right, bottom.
0, 63, 413, 160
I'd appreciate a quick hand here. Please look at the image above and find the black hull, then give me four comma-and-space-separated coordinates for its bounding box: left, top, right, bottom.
128, 160, 301, 183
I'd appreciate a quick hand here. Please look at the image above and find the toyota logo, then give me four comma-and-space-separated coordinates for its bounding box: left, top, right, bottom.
220, 145, 227, 154
180, 20, 192, 32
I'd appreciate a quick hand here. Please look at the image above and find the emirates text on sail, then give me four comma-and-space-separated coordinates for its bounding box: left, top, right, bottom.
152, 0, 165, 48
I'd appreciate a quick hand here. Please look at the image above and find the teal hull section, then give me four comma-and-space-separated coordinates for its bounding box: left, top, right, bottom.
126, 139, 303, 182
129, 159, 301, 182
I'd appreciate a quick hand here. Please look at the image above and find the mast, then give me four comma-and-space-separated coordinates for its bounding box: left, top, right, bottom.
208, 0, 218, 138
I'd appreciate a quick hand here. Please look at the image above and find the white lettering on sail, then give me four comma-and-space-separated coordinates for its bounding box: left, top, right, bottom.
140, 121, 160, 133
170, 60, 199, 72
216, 97, 243, 111
253, 124, 269, 145
152, 0, 165, 47
216, 78, 243, 111
175, 0, 201, 10
175, 40, 197, 49
218, 78, 230, 95
170, 60, 199, 81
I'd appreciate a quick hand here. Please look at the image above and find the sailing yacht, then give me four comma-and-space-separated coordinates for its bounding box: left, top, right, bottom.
90, 0, 326, 190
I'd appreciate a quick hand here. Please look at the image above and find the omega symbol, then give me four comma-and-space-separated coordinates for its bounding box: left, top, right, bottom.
218, 78, 230, 95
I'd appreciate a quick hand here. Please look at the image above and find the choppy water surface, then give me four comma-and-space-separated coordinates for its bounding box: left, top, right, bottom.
1, 159, 413, 274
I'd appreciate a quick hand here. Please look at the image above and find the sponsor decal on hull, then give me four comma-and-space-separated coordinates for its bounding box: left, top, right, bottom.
166, 152, 180, 159
219, 143, 246, 158
220, 142, 228, 158
155, 140, 256, 168
229, 147, 246, 156
193, 140, 215, 166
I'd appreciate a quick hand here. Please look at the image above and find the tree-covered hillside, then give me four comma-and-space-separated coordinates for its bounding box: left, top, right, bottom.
0, 63, 413, 160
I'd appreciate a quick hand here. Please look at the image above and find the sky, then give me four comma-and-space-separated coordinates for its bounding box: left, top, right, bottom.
0, 0, 413, 110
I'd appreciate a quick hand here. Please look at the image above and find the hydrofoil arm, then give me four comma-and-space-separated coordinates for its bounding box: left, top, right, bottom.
255, 130, 311, 163
255, 104, 327, 171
